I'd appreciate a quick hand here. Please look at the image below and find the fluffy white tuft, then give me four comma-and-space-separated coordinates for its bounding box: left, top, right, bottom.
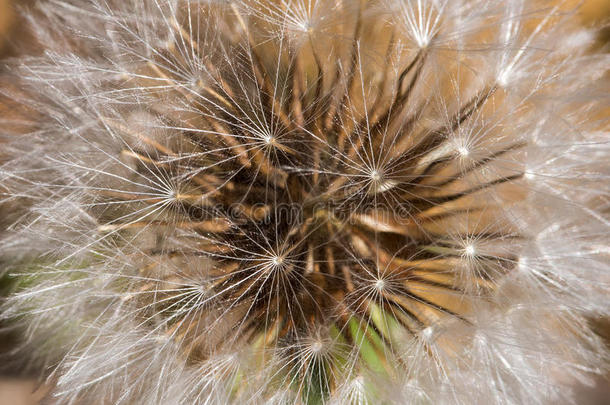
0, 0, 608, 404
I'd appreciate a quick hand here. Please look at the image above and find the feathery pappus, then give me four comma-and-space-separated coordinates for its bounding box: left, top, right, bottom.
0, 0, 608, 404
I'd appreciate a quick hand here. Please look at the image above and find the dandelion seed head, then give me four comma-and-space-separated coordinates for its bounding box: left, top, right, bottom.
0, 0, 607, 403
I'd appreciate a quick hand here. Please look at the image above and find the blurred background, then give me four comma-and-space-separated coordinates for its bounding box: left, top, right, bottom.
0, 0, 608, 404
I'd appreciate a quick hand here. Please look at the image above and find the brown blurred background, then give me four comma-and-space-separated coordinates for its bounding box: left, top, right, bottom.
0, 0, 608, 404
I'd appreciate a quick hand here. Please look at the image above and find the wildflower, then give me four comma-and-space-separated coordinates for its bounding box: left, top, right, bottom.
0, 0, 608, 403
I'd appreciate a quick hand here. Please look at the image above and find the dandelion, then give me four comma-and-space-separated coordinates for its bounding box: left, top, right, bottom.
0, 0, 608, 404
